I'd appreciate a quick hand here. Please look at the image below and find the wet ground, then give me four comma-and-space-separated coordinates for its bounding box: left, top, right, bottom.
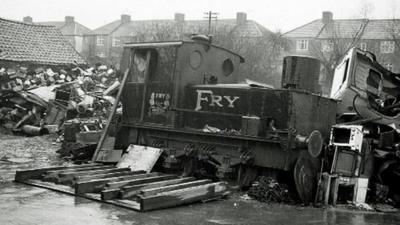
0, 134, 400, 225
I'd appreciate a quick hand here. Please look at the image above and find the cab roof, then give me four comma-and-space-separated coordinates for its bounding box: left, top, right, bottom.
123, 40, 245, 63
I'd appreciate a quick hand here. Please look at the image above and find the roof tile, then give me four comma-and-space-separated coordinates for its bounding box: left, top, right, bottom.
0, 17, 86, 65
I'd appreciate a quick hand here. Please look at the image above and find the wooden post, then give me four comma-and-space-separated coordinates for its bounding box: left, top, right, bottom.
330, 175, 339, 206
322, 173, 331, 205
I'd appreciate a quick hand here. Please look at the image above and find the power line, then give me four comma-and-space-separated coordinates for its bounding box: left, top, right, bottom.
203, 11, 218, 34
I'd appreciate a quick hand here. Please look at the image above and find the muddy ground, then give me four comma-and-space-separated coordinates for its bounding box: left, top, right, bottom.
0, 134, 399, 225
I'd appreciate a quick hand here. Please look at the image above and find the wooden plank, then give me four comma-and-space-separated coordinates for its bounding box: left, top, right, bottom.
322, 173, 331, 205
102, 177, 189, 201
120, 177, 196, 199
139, 182, 228, 211
44, 165, 114, 175
139, 179, 212, 198
14, 164, 101, 181
92, 68, 130, 162
59, 167, 130, 179
75, 172, 160, 194
75, 170, 146, 182
330, 176, 340, 206
101, 188, 124, 200
42, 165, 115, 182
105, 174, 177, 190
57, 168, 131, 185
103, 177, 194, 200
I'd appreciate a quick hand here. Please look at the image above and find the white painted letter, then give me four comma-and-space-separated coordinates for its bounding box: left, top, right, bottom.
210, 95, 223, 107
195, 90, 212, 111
223, 96, 239, 108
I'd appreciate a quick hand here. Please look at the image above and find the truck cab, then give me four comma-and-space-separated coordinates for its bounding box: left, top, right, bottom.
330, 48, 400, 130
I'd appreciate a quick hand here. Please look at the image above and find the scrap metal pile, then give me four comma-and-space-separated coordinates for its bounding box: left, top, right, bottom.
0, 64, 121, 158
247, 176, 294, 203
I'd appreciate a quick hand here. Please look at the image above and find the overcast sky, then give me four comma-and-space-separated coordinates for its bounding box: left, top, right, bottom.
1, 0, 399, 32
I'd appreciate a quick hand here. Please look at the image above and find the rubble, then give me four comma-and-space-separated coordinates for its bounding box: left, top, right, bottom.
247, 176, 294, 203
0, 64, 121, 162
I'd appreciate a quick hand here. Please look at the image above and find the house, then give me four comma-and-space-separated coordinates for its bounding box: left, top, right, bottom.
34, 16, 93, 54
0, 17, 86, 67
284, 11, 400, 94
84, 12, 270, 66
284, 11, 400, 73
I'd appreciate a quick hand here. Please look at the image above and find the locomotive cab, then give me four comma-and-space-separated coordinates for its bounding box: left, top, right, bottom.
119, 38, 244, 127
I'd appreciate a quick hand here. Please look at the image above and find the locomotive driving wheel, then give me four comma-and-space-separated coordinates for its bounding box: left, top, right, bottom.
293, 152, 319, 204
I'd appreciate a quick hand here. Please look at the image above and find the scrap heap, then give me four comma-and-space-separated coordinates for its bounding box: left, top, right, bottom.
0, 64, 121, 160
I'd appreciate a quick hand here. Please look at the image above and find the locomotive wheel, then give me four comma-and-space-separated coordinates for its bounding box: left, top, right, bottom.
294, 153, 319, 204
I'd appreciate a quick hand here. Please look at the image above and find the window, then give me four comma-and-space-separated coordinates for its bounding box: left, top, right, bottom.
296, 39, 309, 51
330, 59, 349, 98
380, 41, 395, 53
96, 36, 104, 46
189, 51, 202, 69
112, 37, 121, 47
366, 69, 382, 97
222, 58, 234, 76
360, 42, 367, 51
384, 63, 393, 71
322, 40, 334, 52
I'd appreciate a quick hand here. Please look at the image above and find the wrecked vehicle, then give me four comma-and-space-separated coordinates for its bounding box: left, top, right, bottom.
323, 48, 400, 207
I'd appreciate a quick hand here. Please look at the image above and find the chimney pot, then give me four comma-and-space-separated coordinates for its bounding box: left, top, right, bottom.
236, 12, 247, 25
174, 13, 185, 23
121, 14, 131, 23
65, 16, 74, 24
23, 16, 33, 24
322, 11, 333, 25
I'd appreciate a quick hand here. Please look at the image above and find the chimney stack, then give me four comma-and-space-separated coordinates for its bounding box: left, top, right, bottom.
236, 12, 247, 25
23, 16, 33, 24
322, 11, 333, 25
121, 14, 131, 23
174, 13, 185, 23
65, 16, 74, 24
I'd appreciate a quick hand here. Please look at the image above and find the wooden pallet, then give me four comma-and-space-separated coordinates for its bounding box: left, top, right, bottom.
14, 164, 229, 211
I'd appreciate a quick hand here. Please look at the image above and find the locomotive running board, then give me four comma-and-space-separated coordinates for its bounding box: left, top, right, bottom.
14, 164, 228, 211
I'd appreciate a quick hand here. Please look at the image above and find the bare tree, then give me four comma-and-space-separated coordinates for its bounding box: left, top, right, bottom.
129, 23, 289, 87
310, 22, 366, 94
207, 26, 289, 87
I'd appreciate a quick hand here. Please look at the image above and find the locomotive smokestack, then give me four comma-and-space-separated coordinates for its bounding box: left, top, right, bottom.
281, 56, 321, 93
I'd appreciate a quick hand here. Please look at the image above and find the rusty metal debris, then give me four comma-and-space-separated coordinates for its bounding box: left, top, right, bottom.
0, 64, 121, 164
247, 176, 293, 203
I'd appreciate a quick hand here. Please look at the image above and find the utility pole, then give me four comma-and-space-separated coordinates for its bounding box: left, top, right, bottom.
203, 11, 218, 35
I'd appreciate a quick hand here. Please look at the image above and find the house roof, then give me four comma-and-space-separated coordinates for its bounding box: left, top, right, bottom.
94, 18, 270, 38
317, 19, 367, 39
283, 20, 324, 38
0, 17, 86, 65
38, 21, 93, 36
361, 19, 400, 39
284, 17, 400, 40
